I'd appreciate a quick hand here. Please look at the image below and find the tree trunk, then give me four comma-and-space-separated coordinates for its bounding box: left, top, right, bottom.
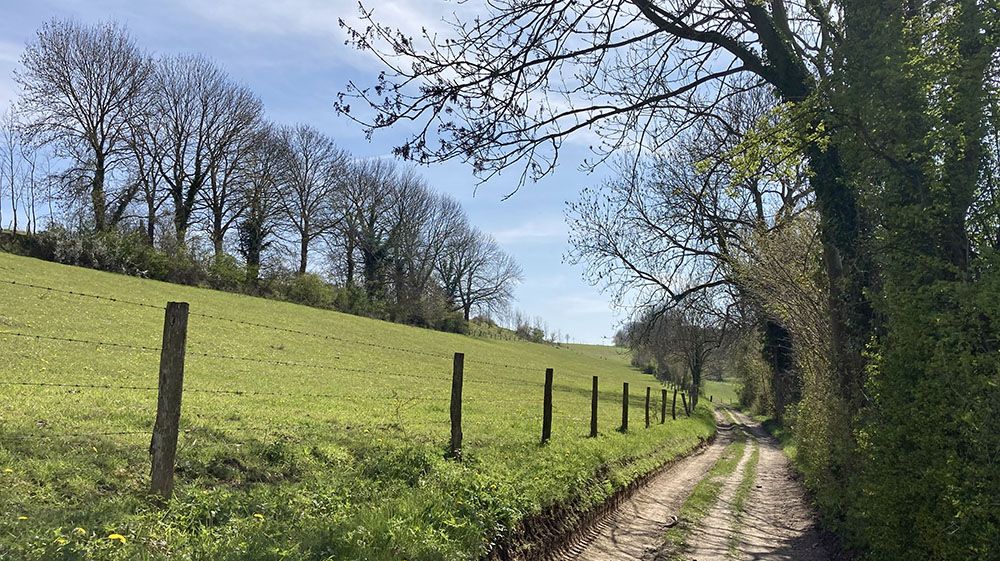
146, 201, 156, 245
211, 211, 225, 258
345, 236, 356, 286
298, 236, 309, 274
806, 141, 873, 410
689, 353, 702, 409
92, 154, 107, 232
762, 318, 796, 419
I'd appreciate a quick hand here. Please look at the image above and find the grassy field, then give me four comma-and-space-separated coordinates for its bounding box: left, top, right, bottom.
703, 380, 740, 406
0, 253, 715, 561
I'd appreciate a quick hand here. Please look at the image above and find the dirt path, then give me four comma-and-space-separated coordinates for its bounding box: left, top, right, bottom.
730, 409, 831, 561
552, 408, 834, 561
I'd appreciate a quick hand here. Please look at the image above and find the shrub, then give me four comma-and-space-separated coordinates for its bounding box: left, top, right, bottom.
281, 273, 336, 308
206, 254, 247, 292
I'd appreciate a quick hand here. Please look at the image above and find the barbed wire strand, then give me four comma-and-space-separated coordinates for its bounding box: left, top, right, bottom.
1, 278, 547, 373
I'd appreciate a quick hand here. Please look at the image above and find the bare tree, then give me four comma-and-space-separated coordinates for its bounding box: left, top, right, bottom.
149, 54, 263, 242
127, 114, 168, 245
567, 88, 809, 414
0, 109, 20, 231
620, 297, 728, 408
340, 158, 404, 297
384, 175, 469, 319
276, 124, 348, 274
199, 117, 264, 258
438, 224, 523, 320
338, 0, 873, 409
16, 19, 152, 232
237, 124, 286, 287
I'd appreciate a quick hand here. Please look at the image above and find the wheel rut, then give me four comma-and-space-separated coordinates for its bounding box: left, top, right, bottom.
550, 408, 838, 561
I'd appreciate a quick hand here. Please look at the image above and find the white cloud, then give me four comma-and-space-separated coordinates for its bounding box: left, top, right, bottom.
175, 0, 480, 74
552, 295, 612, 316
491, 218, 567, 245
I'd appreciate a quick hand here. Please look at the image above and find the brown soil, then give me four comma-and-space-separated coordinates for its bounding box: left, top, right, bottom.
548, 408, 838, 561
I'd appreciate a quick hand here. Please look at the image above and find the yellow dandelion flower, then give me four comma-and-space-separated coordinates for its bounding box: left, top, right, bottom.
252, 513, 264, 520
2, 468, 12, 474
73, 527, 87, 536
107, 533, 127, 544
54, 537, 68, 546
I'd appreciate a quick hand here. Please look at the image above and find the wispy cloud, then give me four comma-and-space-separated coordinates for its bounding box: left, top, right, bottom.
176, 0, 452, 71
491, 218, 567, 245
553, 295, 611, 315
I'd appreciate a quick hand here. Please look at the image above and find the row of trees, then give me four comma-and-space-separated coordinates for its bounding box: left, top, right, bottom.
340, 0, 999, 558
1, 19, 522, 328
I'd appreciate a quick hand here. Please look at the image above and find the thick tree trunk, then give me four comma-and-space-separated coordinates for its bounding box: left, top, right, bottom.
806, 141, 873, 409
689, 354, 702, 409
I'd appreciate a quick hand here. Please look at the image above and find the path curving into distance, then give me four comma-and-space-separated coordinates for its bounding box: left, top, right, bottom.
551, 408, 837, 561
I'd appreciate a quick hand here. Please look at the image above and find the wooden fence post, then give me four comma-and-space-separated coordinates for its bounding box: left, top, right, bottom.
672, 389, 678, 420
541, 368, 553, 444
590, 376, 599, 438
681, 392, 690, 417
645, 386, 651, 428
620, 382, 629, 432
449, 352, 464, 459
660, 388, 667, 424
150, 301, 189, 501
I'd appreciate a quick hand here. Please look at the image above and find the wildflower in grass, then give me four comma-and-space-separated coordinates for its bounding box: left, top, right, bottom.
17, 516, 28, 520
54, 537, 68, 546
253, 513, 264, 520
73, 527, 87, 536
107, 533, 127, 544
2, 468, 12, 474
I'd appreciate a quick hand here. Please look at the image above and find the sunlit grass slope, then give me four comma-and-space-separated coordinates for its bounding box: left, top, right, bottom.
704, 380, 740, 405
0, 252, 714, 561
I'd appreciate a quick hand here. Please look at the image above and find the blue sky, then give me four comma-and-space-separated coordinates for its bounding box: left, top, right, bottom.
0, 0, 624, 344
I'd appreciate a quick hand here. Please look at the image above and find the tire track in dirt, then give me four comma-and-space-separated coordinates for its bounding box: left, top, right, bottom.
552, 408, 838, 561
681, 430, 754, 561
549, 409, 735, 561
728, 409, 832, 561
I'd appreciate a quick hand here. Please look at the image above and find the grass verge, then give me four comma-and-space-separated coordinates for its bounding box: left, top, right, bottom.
663, 434, 747, 558
0, 252, 716, 561
727, 440, 760, 557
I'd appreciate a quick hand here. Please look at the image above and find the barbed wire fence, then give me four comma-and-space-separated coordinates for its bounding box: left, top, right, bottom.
0, 278, 694, 501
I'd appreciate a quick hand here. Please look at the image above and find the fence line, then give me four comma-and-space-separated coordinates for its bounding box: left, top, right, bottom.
0, 379, 445, 404
2, 277, 547, 373
0, 278, 164, 309
1, 296, 696, 500
0, 330, 162, 352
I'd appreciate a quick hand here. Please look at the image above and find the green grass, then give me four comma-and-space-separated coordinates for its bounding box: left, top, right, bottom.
728, 440, 760, 557
0, 253, 715, 561
664, 434, 747, 557
703, 379, 740, 406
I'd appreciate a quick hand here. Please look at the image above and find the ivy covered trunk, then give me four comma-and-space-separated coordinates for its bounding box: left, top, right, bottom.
838, 0, 1000, 556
